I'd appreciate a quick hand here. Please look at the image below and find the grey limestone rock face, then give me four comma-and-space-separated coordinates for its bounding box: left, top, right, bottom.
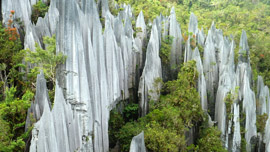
4, 0, 270, 151
239, 30, 250, 63
188, 12, 198, 35
192, 47, 208, 111
232, 104, 241, 152
197, 28, 205, 47
29, 73, 81, 152
203, 23, 219, 115
184, 36, 193, 63
7, 0, 143, 151
265, 116, 270, 152
129, 132, 147, 152
2, 0, 32, 26
257, 76, 270, 115
138, 20, 162, 117
242, 72, 257, 152
25, 71, 51, 131
169, 7, 183, 71
54, 0, 140, 151
135, 11, 147, 70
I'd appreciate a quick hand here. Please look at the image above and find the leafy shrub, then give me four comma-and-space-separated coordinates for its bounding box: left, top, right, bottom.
197, 126, 226, 152
160, 35, 173, 64
109, 110, 125, 148
0, 12, 23, 99
144, 121, 185, 152
0, 87, 34, 152
117, 121, 146, 151
24, 35, 66, 101
123, 103, 139, 122
116, 61, 203, 151
31, 0, 49, 24
256, 113, 268, 133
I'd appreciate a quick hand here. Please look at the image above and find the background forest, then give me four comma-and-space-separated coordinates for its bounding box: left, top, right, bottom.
0, 0, 270, 151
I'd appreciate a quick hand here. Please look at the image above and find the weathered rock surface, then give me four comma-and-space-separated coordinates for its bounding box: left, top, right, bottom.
3, 1, 270, 152
138, 20, 162, 117
25, 71, 51, 131
169, 7, 183, 71
129, 132, 147, 152
203, 23, 219, 116
28, 73, 81, 152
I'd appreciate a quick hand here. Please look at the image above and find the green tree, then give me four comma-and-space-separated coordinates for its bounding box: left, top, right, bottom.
24, 35, 66, 101
0, 87, 34, 152
31, 0, 50, 24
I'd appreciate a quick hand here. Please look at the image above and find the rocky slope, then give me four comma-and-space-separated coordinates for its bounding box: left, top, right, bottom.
2, 0, 270, 151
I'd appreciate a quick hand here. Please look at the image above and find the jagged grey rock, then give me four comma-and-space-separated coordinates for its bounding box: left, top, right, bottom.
192, 47, 207, 111
138, 20, 162, 117
135, 11, 147, 69
4, 0, 270, 151
197, 28, 205, 46
242, 73, 257, 151
203, 23, 219, 114
184, 36, 193, 62
239, 30, 250, 63
264, 116, 270, 152
29, 74, 81, 152
25, 71, 51, 131
257, 76, 270, 115
169, 7, 183, 70
188, 12, 198, 34
129, 132, 147, 152
232, 104, 241, 152
31, 83, 81, 152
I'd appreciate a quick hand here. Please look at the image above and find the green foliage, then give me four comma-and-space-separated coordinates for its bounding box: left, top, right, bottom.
115, 61, 204, 151
120, 0, 270, 89
31, 0, 49, 24
0, 24, 23, 99
240, 126, 247, 152
0, 25, 22, 67
197, 126, 226, 152
24, 35, 66, 101
144, 121, 185, 152
25, 35, 65, 83
109, 110, 125, 148
160, 35, 173, 64
224, 87, 238, 121
0, 87, 34, 152
109, 1, 124, 16
161, 60, 203, 125
256, 113, 268, 133
117, 121, 146, 151
117, 0, 173, 22
123, 103, 139, 122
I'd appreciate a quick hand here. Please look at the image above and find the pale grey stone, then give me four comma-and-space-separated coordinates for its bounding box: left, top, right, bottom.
188, 12, 198, 34
138, 21, 162, 116
129, 132, 147, 152
192, 47, 207, 111
232, 104, 241, 152
169, 7, 183, 69
25, 71, 51, 131
257, 76, 270, 115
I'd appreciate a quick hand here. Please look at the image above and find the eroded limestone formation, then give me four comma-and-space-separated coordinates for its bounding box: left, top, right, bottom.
2, 1, 270, 151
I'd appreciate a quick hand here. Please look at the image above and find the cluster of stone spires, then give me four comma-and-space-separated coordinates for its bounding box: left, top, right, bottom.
2, 0, 270, 151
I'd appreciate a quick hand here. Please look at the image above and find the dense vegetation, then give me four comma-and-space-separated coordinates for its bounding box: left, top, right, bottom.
116, 0, 270, 87
1, 0, 270, 151
109, 61, 225, 151
0, 8, 64, 151
31, 0, 50, 24
108, 0, 270, 151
